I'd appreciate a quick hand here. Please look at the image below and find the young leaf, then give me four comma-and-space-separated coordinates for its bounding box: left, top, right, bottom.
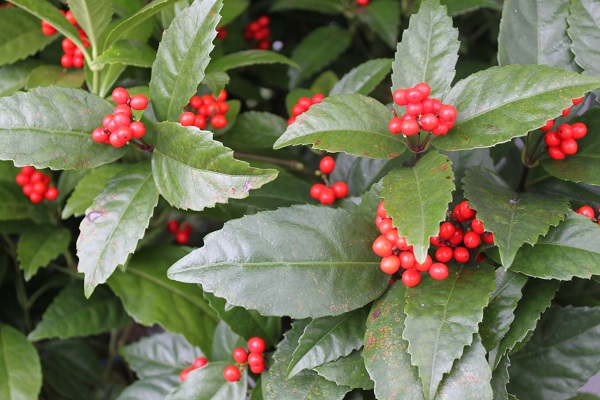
168, 205, 389, 319
391, 0, 459, 99
68, 0, 113, 52
403, 264, 496, 399
568, 0, 600, 78
0, 325, 42, 400
108, 246, 219, 357
90, 40, 157, 69
206, 50, 298, 73
382, 151, 455, 263
26, 65, 85, 89
329, 58, 393, 96
77, 162, 159, 297
17, 225, 71, 280
0, 7, 55, 67
463, 167, 570, 268
0, 59, 40, 97
274, 94, 405, 159
313, 350, 374, 390
166, 360, 247, 400
434, 65, 600, 151
221, 111, 287, 149
150, 0, 222, 122
357, 0, 401, 50
28, 282, 130, 341
269, 0, 343, 14
151, 122, 278, 211
0, 87, 125, 170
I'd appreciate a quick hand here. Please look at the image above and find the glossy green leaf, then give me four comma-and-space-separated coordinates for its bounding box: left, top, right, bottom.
26, 65, 85, 89
28, 282, 129, 341
329, 153, 400, 198
91, 40, 156, 68
152, 122, 277, 211
108, 246, 219, 357
288, 308, 368, 377
391, 0, 459, 99
202, 72, 229, 96
510, 213, 600, 280
168, 205, 389, 318
211, 321, 244, 362
0, 183, 37, 221
68, 0, 113, 51
166, 360, 247, 400
0, 59, 40, 97
463, 167, 570, 267
403, 264, 496, 399
274, 94, 405, 159
17, 225, 71, 280
440, 0, 501, 15
329, 58, 392, 96
270, 0, 342, 13
206, 50, 298, 73
313, 350, 374, 390
498, 0, 577, 71
357, 0, 401, 50
568, 0, 600, 78
149, 0, 221, 121
77, 162, 159, 297
0, 86, 125, 170
363, 283, 423, 400
98, 63, 127, 98
491, 355, 510, 400
0, 7, 54, 67
118, 376, 180, 400
288, 26, 351, 88
310, 71, 338, 96
508, 306, 600, 400
434, 65, 600, 151
285, 88, 315, 116
263, 319, 351, 400
222, 111, 287, 149
0, 324, 42, 400
382, 151, 455, 262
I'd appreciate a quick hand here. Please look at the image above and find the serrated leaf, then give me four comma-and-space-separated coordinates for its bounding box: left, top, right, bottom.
0, 7, 54, 67
274, 94, 405, 159
108, 246, 219, 357
0, 86, 126, 170
91, 40, 156, 68
463, 167, 570, 267
391, 0, 459, 99
68, 0, 113, 51
168, 205, 389, 318
77, 162, 159, 297
149, 0, 221, 121
330, 58, 392, 96
314, 350, 374, 390
26, 65, 85, 89
509, 213, 600, 280
288, 26, 351, 89
440, 0, 501, 16
508, 306, 600, 400
221, 111, 287, 150
0, 59, 40, 97
263, 320, 351, 400
0, 324, 42, 400
151, 122, 278, 211
166, 360, 247, 400
403, 264, 496, 399
357, 0, 401, 50
382, 151, 455, 262
17, 225, 71, 280
434, 65, 600, 151
28, 282, 129, 341
568, 0, 600, 78
288, 308, 368, 378
363, 283, 424, 400
206, 50, 298, 73
498, 0, 577, 71
270, 0, 343, 14
491, 355, 510, 400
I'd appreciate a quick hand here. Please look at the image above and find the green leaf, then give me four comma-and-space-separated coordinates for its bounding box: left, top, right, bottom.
498, 0, 577, 70
270, 0, 343, 14
263, 320, 351, 400
151, 122, 278, 211
568, 0, 600, 78
357, 0, 401, 50
98, 63, 127, 98
403, 264, 496, 399
391, 0, 459, 99
118, 376, 180, 400
77, 162, 159, 297
491, 355, 510, 400
0, 59, 40, 97
463, 167, 570, 267
108, 246, 219, 357
68, 0, 113, 52
221, 111, 287, 150
363, 283, 423, 400
219, 0, 248, 26
166, 360, 247, 400
288, 26, 351, 89
313, 350, 374, 390
434, 65, 600, 151
288, 308, 368, 378
17, 225, 71, 280
310, 71, 338, 96
26, 65, 85, 89
0, 6, 55, 67
480, 268, 528, 352
508, 306, 600, 400
274, 94, 405, 159
382, 151, 455, 262
509, 213, 600, 280
0, 324, 42, 400
149, 0, 222, 122
28, 282, 129, 341
440, 0, 501, 16
0, 87, 126, 170
91, 40, 156, 68
0, 183, 43, 222
329, 59, 392, 96
210, 321, 244, 362
206, 50, 298, 73
329, 153, 401, 198
168, 205, 389, 318
202, 71, 230, 96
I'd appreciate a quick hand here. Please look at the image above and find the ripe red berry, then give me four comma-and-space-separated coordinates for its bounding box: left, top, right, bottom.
562, 107, 571, 117
540, 119, 555, 131
112, 113, 131, 129
332, 182, 348, 198
463, 231, 481, 249
44, 187, 59, 201
430, 236, 444, 247
453, 247, 470, 263
398, 251, 416, 269
21, 166, 35, 176
372, 235, 393, 257
432, 120, 449, 136
129, 94, 148, 110
378, 218, 394, 235
250, 363, 265, 374
572, 97, 584, 105
377, 201, 387, 218
29, 192, 44, 203
114, 104, 132, 116
544, 131, 561, 147
319, 156, 335, 174
438, 105, 457, 122
429, 263, 449, 280
384, 228, 400, 244
393, 89, 408, 106
482, 232, 494, 244
576, 206, 595, 219
232, 348, 248, 363
167, 220, 180, 234
319, 188, 336, 205
557, 124, 572, 140
192, 356, 208, 369
130, 121, 146, 139
548, 145, 565, 160
180, 112, 196, 126
73, 56, 84, 68
297, 96, 312, 108
457, 201, 476, 220
15, 173, 29, 186
65, 11, 77, 25
438, 222, 456, 240
405, 88, 424, 104
401, 269, 421, 287
61, 54, 74, 68
388, 117, 403, 134
414, 255, 432, 272
395, 236, 411, 251
380, 255, 401, 274
179, 367, 193, 382
356, 0, 370, 6
560, 138, 578, 155
182, 223, 192, 234
175, 231, 189, 245
22, 184, 33, 196
421, 98, 435, 114
310, 183, 326, 200
405, 102, 424, 116
291, 104, 306, 117
194, 115, 207, 129
435, 246, 453, 263
112, 87, 129, 105
311, 94, 325, 104
248, 352, 264, 366
41, 21, 57, 35
471, 218, 485, 234
414, 82, 431, 98
115, 126, 133, 143
571, 123, 587, 139
223, 365, 241, 382
400, 119, 420, 136
30, 171, 44, 183
419, 113, 439, 131
248, 337, 267, 354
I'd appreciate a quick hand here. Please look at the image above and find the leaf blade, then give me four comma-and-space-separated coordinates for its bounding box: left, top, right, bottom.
0, 325, 42, 400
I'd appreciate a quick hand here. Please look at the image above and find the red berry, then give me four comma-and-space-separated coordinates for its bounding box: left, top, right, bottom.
430, 236, 444, 247
432, 120, 449, 136
291, 104, 306, 117
223, 365, 241, 382
179, 367, 193, 382
375, 216, 383, 226
319, 156, 335, 174
319, 188, 336, 205
248, 337, 266, 354
310, 183, 326, 200
73, 56, 84, 69
44, 187, 59, 201
457, 201, 476, 220
419, 113, 439, 131
41, 21, 57, 35
463, 231, 481, 249
109, 132, 126, 147
180, 112, 196, 126
572, 97, 584, 105
401, 269, 421, 287
384, 228, 400, 244
405, 102, 424, 116
114, 104, 132, 117
167, 220, 180, 234
405, 88, 424, 104
250, 363, 265, 374
91, 128, 108, 143
377, 201, 387, 218
414, 82, 431, 98
175, 231, 189, 245
438, 222, 456, 240
129, 94, 148, 110
115, 126, 133, 143
438, 105, 457, 122
548, 145, 565, 160
393, 89, 408, 106
576, 206, 595, 219
401, 119, 420, 136
562, 107, 571, 117
453, 247, 470, 263
388, 117, 403, 134
398, 251, 416, 269
471, 218, 485, 234
30, 171, 44, 183
215, 101, 229, 115
112, 113, 131, 129
211, 114, 227, 129
414, 255, 432, 272
181, 223, 192, 234
378, 218, 394, 235
189, 95, 202, 109
61, 38, 75, 54
192, 356, 208, 369
372, 235, 393, 257
435, 246, 453, 263
258, 15, 270, 27
481, 232, 494, 244
29, 192, 44, 203
112, 87, 129, 105
560, 138, 578, 155
557, 124, 572, 140
332, 182, 348, 199
65, 11, 77, 25
130, 121, 146, 139
15, 173, 29, 186
287, 116, 296, 125
422, 98, 436, 114
233, 348, 248, 363
544, 131, 561, 147
450, 229, 466, 248
22, 184, 33, 196
540, 119, 555, 131
194, 115, 207, 129
395, 236, 411, 251
380, 255, 401, 274
356, 0, 370, 6
571, 123, 587, 139
61, 54, 73, 68
429, 263, 449, 280
21, 166, 35, 176
311, 94, 325, 104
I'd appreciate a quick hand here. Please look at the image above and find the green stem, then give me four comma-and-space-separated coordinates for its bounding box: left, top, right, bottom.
13, 264, 32, 332
516, 165, 530, 193
63, 250, 76, 269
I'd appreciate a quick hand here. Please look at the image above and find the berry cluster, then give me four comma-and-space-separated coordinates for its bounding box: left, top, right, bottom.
41, 11, 90, 69
288, 94, 325, 125
356, 0, 370, 5
539, 97, 584, 131
224, 337, 267, 382
92, 88, 148, 147
15, 167, 58, 203
167, 220, 192, 245
179, 90, 228, 130
544, 122, 588, 160
244, 16, 271, 50
309, 156, 348, 205
575, 205, 600, 224
179, 356, 208, 382
388, 83, 457, 137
